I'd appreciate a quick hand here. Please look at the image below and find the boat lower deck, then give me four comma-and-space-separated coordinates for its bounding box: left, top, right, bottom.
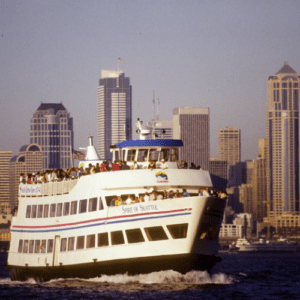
8, 253, 222, 282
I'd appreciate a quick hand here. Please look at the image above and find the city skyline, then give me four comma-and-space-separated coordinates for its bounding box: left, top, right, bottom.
1, 1, 300, 160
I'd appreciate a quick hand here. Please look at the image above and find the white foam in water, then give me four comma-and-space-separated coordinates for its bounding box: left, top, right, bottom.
86, 270, 234, 285
0, 277, 37, 285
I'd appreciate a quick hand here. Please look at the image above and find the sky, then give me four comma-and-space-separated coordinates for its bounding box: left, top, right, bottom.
1, 0, 300, 161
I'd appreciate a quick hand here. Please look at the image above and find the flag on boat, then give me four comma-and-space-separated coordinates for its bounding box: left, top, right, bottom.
72, 149, 85, 160
118, 58, 124, 63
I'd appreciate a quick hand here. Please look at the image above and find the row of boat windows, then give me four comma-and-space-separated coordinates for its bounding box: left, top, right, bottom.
25, 197, 104, 218
17, 224, 188, 254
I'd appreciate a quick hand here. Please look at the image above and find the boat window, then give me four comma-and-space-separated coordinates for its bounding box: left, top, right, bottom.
40, 240, 46, 253
50, 204, 56, 218
37, 205, 43, 218
137, 149, 148, 162
98, 232, 109, 247
114, 150, 119, 162
121, 149, 126, 161
23, 240, 29, 253
56, 203, 63, 217
34, 240, 41, 253
26, 205, 31, 218
86, 234, 95, 248
18, 240, 23, 253
99, 197, 104, 210
197, 223, 219, 241
160, 149, 169, 161
63, 202, 70, 216
79, 199, 87, 213
71, 201, 77, 215
125, 229, 145, 244
60, 238, 67, 252
29, 240, 34, 253
47, 239, 53, 253
88, 198, 97, 212
144, 226, 168, 241
76, 236, 85, 250
127, 149, 136, 162
32, 205, 37, 218
170, 148, 178, 162
43, 205, 49, 218
149, 149, 159, 162
68, 237, 75, 251
167, 224, 188, 239
111, 231, 125, 245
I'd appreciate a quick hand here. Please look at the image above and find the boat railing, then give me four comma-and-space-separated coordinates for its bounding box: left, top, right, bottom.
19, 180, 79, 197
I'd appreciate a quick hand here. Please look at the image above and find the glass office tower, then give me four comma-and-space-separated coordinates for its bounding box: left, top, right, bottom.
97, 70, 132, 159
30, 103, 74, 170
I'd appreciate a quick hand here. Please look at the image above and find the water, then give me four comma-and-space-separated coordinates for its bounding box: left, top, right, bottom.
1, 252, 300, 299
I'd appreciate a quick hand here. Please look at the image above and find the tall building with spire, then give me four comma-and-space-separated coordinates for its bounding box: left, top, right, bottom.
30, 103, 74, 171
97, 70, 132, 159
267, 62, 300, 224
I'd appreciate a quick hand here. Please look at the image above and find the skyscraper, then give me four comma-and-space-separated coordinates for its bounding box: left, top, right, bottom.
30, 103, 74, 171
97, 70, 132, 159
267, 62, 300, 223
218, 126, 241, 166
0, 151, 12, 214
173, 107, 209, 170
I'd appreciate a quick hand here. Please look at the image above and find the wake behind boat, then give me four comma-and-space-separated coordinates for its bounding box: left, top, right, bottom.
7, 120, 226, 282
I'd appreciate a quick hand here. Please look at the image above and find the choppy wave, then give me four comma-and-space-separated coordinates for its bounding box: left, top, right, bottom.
0, 270, 234, 286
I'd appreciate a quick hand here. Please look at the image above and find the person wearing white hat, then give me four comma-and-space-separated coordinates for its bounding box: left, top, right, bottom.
160, 158, 168, 170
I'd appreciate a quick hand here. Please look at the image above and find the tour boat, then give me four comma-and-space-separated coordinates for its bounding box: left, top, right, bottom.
7, 120, 226, 282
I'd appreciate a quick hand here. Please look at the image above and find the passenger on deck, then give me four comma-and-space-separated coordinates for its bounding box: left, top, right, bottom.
110, 197, 116, 206
167, 190, 174, 199
174, 190, 181, 198
189, 162, 197, 169
118, 160, 123, 170
159, 159, 168, 170
100, 162, 107, 172
150, 191, 156, 201
156, 193, 162, 200
144, 192, 150, 202
178, 160, 187, 169
198, 188, 203, 196
148, 160, 156, 171
134, 196, 140, 203
203, 188, 210, 196
90, 166, 96, 174
139, 194, 145, 202
182, 189, 189, 197
125, 195, 133, 205
112, 161, 120, 171
131, 161, 139, 170
163, 190, 168, 199
122, 161, 130, 170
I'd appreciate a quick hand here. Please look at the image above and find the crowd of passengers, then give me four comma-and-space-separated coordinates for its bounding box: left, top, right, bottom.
110, 188, 227, 206
19, 159, 201, 184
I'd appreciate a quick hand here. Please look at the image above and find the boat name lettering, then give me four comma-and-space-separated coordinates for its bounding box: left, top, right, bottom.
122, 204, 158, 214
19, 185, 42, 195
